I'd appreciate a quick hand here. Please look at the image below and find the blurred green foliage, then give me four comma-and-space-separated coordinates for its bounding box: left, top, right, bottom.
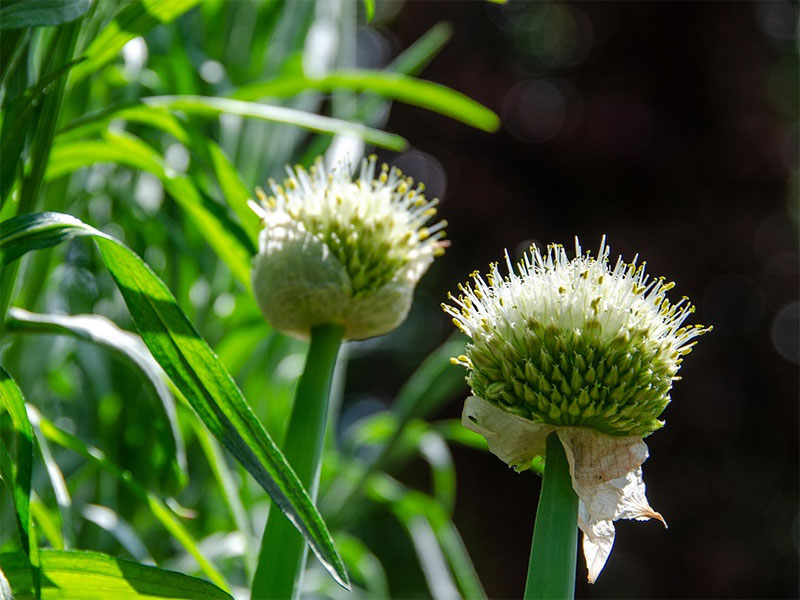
0, 1, 500, 598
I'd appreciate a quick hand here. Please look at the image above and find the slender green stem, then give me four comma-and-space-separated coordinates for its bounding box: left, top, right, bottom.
251, 323, 344, 600
524, 432, 579, 600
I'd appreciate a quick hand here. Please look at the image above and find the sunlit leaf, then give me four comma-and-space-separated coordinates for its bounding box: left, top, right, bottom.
231, 70, 500, 133
0, 366, 34, 557
332, 533, 388, 599
0, 0, 91, 30
46, 131, 255, 286
0, 212, 349, 589
70, 0, 201, 84
363, 0, 375, 23
57, 108, 260, 246
142, 95, 407, 151
29, 408, 227, 590
194, 136, 261, 246
1, 549, 232, 599
81, 504, 155, 565
0, 57, 84, 206
6, 307, 188, 484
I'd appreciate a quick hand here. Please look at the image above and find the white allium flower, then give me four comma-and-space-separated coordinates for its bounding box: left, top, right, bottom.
250, 155, 447, 340
443, 237, 710, 582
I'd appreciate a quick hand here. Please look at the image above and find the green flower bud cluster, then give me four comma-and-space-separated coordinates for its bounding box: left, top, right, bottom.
250, 156, 447, 340
444, 238, 710, 438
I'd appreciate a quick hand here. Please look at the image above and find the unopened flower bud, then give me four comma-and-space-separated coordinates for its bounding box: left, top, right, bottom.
251, 156, 446, 340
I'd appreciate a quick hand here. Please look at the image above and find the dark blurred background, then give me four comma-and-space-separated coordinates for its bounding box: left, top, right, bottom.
345, 1, 799, 598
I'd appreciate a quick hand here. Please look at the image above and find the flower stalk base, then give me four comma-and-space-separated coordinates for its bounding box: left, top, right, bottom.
251, 324, 344, 600
524, 432, 579, 600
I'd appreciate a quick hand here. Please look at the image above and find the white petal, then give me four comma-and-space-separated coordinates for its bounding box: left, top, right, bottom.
461, 396, 553, 472
556, 428, 666, 583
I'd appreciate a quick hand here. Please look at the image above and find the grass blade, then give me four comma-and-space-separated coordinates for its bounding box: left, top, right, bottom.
331, 533, 388, 599
0, 212, 349, 589
0, 549, 231, 600
0, 56, 84, 207
0, 366, 34, 557
70, 0, 200, 84
5, 308, 188, 484
29, 493, 63, 550
80, 504, 155, 565
0, 19, 80, 328
0, 0, 91, 30
57, 108, 260, 246
231, 70, 500, 133
190, 417, 256, 578
326, 335, 468, 525
142, 95, 407, 151
200, 140, 262, 246
29, 407, 229, 591
46, 132, 255, 286
363, 0, 375, 23
366, 472, 486, 600
251, 324, 345, 599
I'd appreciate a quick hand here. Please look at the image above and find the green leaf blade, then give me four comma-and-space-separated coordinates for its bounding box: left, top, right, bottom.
0, 366, 34, 555
0, 0, 91, 30
5, 308, 188, 484
0, 212, 349, 589
1, 549, 232, 599
70, 0, 201, 84
231, 70, 501, 133
142, 95, 408, 150
46, 133, 254, 286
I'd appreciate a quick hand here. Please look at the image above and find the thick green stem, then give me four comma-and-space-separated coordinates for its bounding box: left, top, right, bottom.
524, 432, 579, 600
251, 324, 343, 600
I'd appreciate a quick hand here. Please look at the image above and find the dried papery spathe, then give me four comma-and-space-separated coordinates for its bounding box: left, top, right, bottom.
463, 395, 665, 582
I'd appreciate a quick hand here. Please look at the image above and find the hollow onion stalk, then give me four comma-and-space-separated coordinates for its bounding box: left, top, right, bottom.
251, 323, 344, 600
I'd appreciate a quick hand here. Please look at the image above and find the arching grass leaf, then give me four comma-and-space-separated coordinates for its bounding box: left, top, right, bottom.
231, 70, 501, 133
46, 132, 255, 286
70, 0, 201, 84
0, 366, 34, 556
0, 0, 91, 30
29, 408, 227, 590
142, 96, 407, 150
0, 212, 349, 590
5, 308, 187, 484
0, 549, 231, 599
